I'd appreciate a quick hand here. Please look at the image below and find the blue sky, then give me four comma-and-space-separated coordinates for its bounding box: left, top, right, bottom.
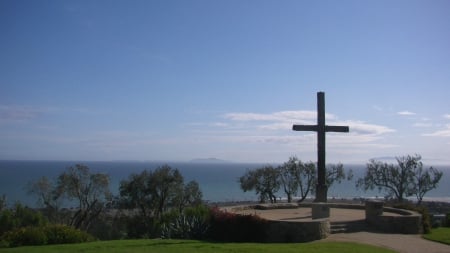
1, 0, 450, 164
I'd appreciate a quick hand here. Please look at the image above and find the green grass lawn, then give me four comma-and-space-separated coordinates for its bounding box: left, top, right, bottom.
0, 239, 396, 253
423, 227, 450, 245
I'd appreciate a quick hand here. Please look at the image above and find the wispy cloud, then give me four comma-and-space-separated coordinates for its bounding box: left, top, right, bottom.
423, 124, 450, 137
0, 105, 53, 123
413, 122, 433, 128
223, 110, 320, 122
202, 110, 397, 149
443, 114, 450, 120
397, 111, 416, 116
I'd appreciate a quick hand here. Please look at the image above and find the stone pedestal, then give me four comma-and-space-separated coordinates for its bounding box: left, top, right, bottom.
312, 202, 330, 219
365, 200, 384, 223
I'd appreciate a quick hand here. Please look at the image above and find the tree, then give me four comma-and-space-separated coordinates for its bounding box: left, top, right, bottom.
57, 164, 111, 230
410, 158, 443, 205
295, 161, 317, 202
119, 165, 203, 219
356, 155, 442, 203
27, 176, 62, 223
178, 181, 203, 212
0, 194, 6, 212
278, 157, 299, 203
325, 163, 353, 188
278, 157, 316, 203
239, 165, 280, 203
148, 165, 184, 218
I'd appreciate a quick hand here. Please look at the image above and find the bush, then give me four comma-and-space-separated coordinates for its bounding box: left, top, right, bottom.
2, 227, 47, 247
161, 205, 211, 240
0, 204, 47, 237
207, 207, 268, 242
0, 225, 95, 248
44, 224, 95, 244
392, 203, 431, 233
124, 215, 160, 239
446, 213, 450, 227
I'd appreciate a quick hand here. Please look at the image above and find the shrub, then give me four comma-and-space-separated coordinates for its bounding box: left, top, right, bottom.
207, 207, 268, 242
0, 204, 47, 237
161, 213, 210, 240
124, 215, 160, 239
446, 213, 450, 227
161, 205, 211, 240
0, 225, 95, 248
44, 224, 95, 244
2, 227, 47, 247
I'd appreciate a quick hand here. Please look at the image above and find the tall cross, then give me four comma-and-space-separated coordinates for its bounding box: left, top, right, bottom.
292, 92, 349, 202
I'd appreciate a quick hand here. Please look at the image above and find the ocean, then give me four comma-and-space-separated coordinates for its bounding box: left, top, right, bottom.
1, 160, 449, 207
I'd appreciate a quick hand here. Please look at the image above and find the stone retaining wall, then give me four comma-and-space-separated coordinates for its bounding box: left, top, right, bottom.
365, 201, 423, 234
226, 201, 423, 242
264, 219, 330, 242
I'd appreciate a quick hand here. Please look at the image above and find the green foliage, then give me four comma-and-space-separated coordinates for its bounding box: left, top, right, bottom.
161, 205, 211, 240
0, 194, 6, 212
120, 165, 201, 217
27, 164, 112, 231
239, 165, 280, 203
392, 203, 432, 234
119, 165, 204, 238
207, 207, 268, 242
0, 224, 95, 248
0, 204, 47, 237
357, 155, 443, 203
57, 164, 111, 230
86, 213, 126, 240
423, 227, 450, 245
123, 215, 159, 239
161, 213, 210, 240
240, 157, 352, 203
1, 227, 47, 247
446, 213, 450, 227
278, 157, 316, 203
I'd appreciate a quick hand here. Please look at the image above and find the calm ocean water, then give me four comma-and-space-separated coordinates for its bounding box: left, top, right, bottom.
1, 160, 449, 207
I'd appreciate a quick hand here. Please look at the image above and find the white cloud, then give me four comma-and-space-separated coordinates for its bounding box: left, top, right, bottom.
0, 105, 44, 122
340, 121, 396, 135
397, 111, 416, 116
413, 122, 433, 128
224, 110, 315, 122
443, 114, 450, 120
423, 124, 450, 137
211, 110, 396, 148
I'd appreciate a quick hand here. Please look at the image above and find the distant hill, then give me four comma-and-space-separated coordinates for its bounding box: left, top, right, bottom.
189, 158, 230, 163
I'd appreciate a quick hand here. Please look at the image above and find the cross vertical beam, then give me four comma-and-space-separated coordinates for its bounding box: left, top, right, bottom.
292, 92, 349, 202
317, 92, 326, 202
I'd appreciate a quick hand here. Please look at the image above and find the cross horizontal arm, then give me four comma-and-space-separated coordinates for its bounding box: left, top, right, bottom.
325, 126, 350, 132
292, 125, 318, 131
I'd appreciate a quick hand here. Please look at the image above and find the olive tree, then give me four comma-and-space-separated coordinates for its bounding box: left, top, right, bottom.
28, 164, 111, 231
239, 165, 280, 203
27, 176, 63, 223
325, 163, 353, 188
356, 154, 442, 203
57, 164, 111, 230
119, 165, 203, 219
278, 157, 316, 203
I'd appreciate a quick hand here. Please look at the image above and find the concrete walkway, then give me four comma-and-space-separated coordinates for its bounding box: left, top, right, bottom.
322, 232, 450, 253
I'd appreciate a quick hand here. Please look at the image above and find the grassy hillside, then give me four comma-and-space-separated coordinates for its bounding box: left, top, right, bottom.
0, 239, 397, 253
423, 227, 450, 245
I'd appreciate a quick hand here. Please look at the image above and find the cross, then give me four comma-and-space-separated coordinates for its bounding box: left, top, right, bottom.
292, 92, 349, 202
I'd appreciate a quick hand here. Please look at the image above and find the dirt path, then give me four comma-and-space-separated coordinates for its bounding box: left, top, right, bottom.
322, 232, 450, 253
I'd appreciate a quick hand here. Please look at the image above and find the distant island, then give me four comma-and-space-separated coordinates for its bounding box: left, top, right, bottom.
189, 158, 230, 163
